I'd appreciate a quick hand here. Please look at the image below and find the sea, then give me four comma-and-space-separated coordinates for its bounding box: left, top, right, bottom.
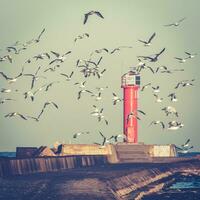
143, 173, 200, 200
0, 152, 16, 158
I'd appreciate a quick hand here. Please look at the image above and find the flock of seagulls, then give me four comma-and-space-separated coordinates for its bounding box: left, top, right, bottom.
0, 11, 197, 150
175, 139, 194, 154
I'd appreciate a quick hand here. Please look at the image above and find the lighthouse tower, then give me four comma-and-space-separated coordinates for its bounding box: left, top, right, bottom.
121, 68, 141, 143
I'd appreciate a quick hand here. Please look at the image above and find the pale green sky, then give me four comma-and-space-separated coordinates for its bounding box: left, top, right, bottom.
0, 0, 199, 151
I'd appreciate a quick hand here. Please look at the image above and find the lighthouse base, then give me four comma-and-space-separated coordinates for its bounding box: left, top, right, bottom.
111, 143, 177, 163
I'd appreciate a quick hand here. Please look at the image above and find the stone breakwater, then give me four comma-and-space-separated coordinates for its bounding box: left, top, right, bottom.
0, 159, 199, 199
107, 161, 200, 199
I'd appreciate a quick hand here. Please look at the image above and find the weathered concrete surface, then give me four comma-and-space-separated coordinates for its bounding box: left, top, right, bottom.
0, 160, 199, 200
60, 143, 177, 158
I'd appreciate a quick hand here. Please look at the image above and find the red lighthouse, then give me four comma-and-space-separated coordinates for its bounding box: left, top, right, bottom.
121, 69, 141, 143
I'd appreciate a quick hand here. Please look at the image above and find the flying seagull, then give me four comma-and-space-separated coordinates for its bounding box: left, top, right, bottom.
153, 94, 163, 103
181, 139, 191, 148
164, 17, 186, 27
73, 131, 90, 139
1, 88, 15, 93
33, 52, 50, 60
83, 11, 104, 24
167, 121, 184, 130
37, 101, 59, 119
74, 81, 87, 89
96, 86, 108, 91
168, 93, 178, 102
152, 86, 160, 93
0, 55, 12, 63
174, 57, 188, 63
127, 112, 141, 124
60, 71, 74, 81
35, 28, 46, 43
77, 89, 92, 100
90, 108, 108, 125
23, 66, 46, 89
28, 28, 46, 44
175, 79, 195, 89
90, 48, 109, 57
111, 134, 127, 143
44, 65, 60, 73
0, 70, 23, 84
0, 98, 15, 104
8, 45, 27, 54
97, 69, 106, 79
23, 84, 48, 102
49, 50, 72, 65
5, 112, 27, 120
141, 83, 151, 91
74, 33, 89, 43
155, 66, 168, 73
91, 92, 102, 101
45, 81, 60, 91
138, 48, 166, 62
112, 93, 122, 105
150, 120, 165, 129
95, 131, 114, 148
110, 46, 132, 54
138, 32, 156, 46
162, 106, 179, 117
184, 52, 197, 59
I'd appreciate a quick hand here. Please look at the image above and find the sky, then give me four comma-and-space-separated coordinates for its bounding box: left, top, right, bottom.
0, 0, 199, 151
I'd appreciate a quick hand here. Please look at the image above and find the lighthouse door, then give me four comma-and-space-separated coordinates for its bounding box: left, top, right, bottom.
126, 127, 135, 143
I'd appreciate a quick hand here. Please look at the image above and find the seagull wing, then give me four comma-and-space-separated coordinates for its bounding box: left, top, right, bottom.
18, 113, 28, 120
94, 11, 104, 19
60, 73, 69, 78
105, 119, 108, 125
138, 39, 146, 44
147, 66, 154, 74
63, 51, 72, 56
35, 66, 42, 75
7, 55, 12, 63
178, 17, 186, 23
51, 102, 59, 109
0, 72, 9, 80
94, 142, 101, 145
37, 28, 45, 41
137, 110, 146, 115
77, 91, 82, 99
175, 145, 183, 151
184, 139, 190, 146
184, 52, 191, 56
4, 113, 12, 118
45, 53, 51, 59
156, 48, 166, 57
99, 131, 105, 138
49, 59, 57, 65
97, 56, 103, 65
83, 13, 89, 24
148, 32, 156, 43
37, 108, 45, 119
7, 46, 17, 53
50, 51, 60, 58
70, 71, 74, 78
174, 57, 182, 60
164, 23, 175, 27
175, 82, 182, 89
110, 48, 119, 54
160, 122, 165, 129
149, 121, 156, 126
